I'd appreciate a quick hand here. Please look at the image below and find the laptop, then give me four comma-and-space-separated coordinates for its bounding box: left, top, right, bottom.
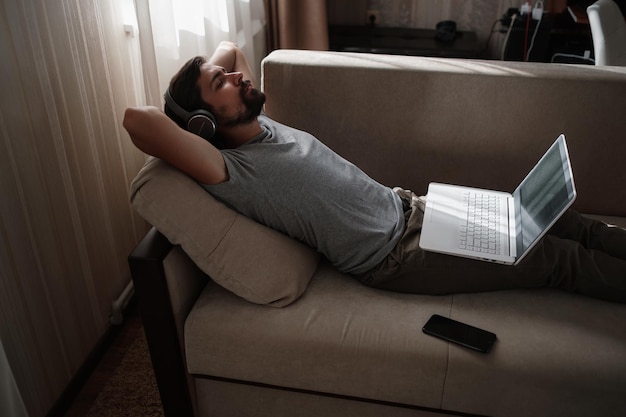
419, 134, 576, 265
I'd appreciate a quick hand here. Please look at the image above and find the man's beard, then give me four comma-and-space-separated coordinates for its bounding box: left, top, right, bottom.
220, 81, 266, 128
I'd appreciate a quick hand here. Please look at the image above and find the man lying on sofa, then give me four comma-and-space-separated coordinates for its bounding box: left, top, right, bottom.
123, 41, 626, 304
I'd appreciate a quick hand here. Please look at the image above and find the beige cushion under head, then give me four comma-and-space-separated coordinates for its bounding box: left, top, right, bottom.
130, 157, 319, 307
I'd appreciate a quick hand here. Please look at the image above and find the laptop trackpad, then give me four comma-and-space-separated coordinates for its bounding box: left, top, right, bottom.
428, 201, 462, 224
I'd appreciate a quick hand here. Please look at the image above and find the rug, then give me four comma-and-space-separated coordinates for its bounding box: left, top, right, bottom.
85, 328, 164, 417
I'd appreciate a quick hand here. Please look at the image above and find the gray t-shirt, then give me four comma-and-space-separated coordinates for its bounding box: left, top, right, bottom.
204, 115, 405, 274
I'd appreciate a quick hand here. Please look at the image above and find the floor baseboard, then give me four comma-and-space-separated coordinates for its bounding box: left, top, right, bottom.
47, 299, 139, 417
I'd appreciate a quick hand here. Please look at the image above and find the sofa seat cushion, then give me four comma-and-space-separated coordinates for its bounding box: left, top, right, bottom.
445, 290, 626, 417
186, 247, 626, 417
185, 261, 453, 408
130, 157, 319, 307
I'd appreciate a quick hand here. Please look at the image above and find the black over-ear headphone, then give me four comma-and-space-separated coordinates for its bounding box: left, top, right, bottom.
164, 88, 217, 140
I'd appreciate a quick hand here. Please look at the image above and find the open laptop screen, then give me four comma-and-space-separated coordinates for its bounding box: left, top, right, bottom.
513, 135, 576, 259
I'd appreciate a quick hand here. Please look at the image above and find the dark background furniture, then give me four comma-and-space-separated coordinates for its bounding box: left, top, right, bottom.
329, 25, 480, 58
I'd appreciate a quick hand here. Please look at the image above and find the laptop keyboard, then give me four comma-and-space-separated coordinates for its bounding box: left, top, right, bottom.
458, 191, 501, 254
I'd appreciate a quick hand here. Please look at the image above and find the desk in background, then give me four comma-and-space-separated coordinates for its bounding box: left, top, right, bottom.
329, 25, 479, 59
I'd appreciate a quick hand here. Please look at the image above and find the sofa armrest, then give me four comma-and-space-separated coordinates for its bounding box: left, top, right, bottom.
129, 227, 201, 417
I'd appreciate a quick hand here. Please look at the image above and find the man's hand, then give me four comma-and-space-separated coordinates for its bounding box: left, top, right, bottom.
208, 41, 257, 87
123, 106, 228, 185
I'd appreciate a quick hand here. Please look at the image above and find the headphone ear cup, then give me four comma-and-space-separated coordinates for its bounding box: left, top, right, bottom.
187, 110, 217, 140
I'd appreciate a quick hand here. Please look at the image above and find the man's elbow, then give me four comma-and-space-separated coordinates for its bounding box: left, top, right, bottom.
123, 107, 152, 153
123, 107, 141, 135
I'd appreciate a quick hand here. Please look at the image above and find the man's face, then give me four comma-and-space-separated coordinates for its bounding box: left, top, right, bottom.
197, 63, 265, 128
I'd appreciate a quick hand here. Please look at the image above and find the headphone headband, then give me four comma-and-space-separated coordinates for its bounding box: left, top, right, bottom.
164, 88, 190, 120
164, 87, 217, 140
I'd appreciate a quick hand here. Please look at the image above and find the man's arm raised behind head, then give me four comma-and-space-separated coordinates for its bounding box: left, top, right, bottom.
123, 106, 228, 185
208, 41, 258, 88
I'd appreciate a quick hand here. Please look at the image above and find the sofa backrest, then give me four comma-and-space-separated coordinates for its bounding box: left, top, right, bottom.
262, 50, 626, 216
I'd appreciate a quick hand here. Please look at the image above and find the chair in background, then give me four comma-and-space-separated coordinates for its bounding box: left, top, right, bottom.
587, 0, 626, 65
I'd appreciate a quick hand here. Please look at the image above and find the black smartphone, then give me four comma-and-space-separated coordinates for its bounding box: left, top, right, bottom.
422, 314, 497, 353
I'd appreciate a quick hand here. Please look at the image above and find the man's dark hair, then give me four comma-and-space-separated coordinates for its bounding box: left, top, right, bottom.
164, 56, 215, 129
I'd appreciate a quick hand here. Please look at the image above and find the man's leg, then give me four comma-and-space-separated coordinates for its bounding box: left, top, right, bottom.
548, 209, 626, 261
361, 206, 626, 303
367, 234, 626, 303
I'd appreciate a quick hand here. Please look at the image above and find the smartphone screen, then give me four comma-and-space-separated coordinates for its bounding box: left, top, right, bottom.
423, 314, 497, 353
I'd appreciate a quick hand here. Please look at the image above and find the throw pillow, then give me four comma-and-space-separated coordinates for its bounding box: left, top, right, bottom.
130, 157, 319, 307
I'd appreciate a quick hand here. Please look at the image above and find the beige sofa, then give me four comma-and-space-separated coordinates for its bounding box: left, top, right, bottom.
128, 50, 626, 417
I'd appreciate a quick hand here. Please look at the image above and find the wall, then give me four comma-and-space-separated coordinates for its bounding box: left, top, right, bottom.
0, 1, 148, 416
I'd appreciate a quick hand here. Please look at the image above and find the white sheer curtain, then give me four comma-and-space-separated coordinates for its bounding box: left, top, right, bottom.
0, 1, 265, 416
